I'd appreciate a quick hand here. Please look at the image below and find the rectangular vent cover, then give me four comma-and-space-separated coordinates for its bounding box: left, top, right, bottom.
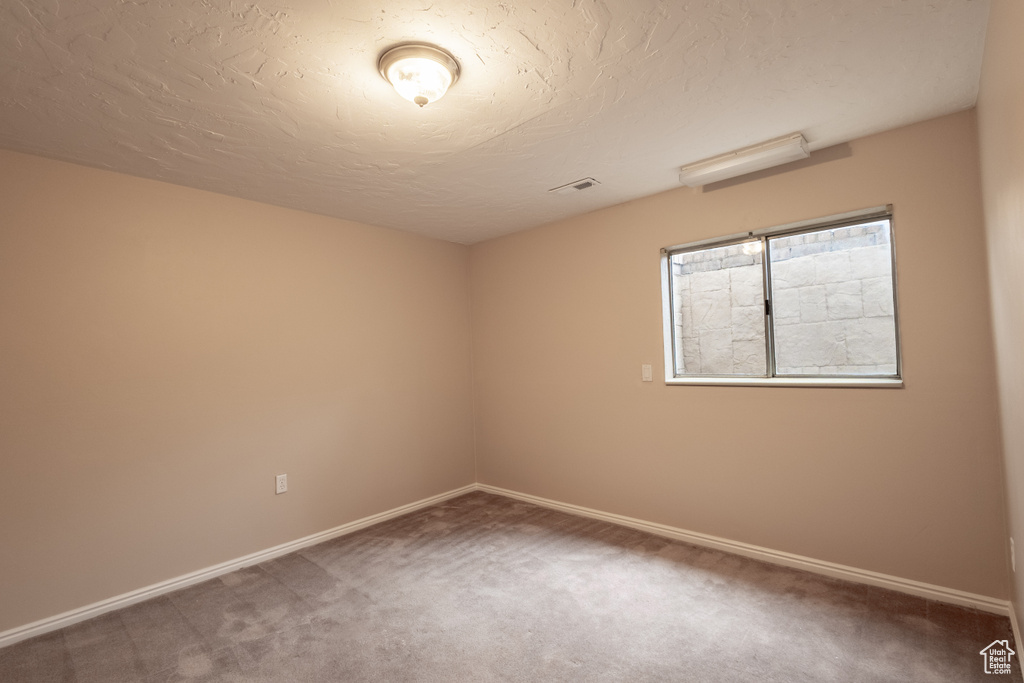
549, 177, 601, 195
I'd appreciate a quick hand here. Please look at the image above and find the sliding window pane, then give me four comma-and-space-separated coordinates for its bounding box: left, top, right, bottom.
671, 242, 766, 376
768, 220, 898, 376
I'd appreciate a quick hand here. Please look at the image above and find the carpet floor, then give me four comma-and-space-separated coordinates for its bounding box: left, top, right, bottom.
1, 491, 1020, 682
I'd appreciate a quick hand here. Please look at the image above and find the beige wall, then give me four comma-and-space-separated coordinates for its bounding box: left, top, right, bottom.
0, 150, 475, 632
2, 97, 1015, 636
978, 0, 1024, 626
470, 110, 1008, 598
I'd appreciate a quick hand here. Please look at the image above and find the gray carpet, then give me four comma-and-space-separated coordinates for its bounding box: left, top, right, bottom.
0, 491, 1019, 682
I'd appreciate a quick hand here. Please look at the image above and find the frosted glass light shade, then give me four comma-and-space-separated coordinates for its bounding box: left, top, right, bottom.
378, 44, 460, 107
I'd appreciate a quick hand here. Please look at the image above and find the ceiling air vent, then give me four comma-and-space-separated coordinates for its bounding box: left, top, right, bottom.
548, 177, 601, 195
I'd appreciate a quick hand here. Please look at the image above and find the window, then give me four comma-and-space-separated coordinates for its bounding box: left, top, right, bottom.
661, 206, 902, 387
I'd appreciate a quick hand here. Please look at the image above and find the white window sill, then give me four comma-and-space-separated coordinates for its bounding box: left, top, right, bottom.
664, 376, 903, 388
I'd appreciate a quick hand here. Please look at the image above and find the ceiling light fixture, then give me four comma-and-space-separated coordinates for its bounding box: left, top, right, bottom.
378, 43, 460, 108
678, 133, 810, 187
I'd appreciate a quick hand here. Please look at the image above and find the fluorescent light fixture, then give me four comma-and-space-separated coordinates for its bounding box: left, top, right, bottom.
678, 133, 809, 187
378, 44, 460, 107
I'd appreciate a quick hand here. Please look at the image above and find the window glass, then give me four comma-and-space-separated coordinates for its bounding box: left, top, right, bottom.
670, 242, 766, 376
663, 209, 900, 384
769, 221, 897, 376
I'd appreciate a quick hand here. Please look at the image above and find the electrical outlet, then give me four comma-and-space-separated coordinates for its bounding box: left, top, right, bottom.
1012, 537, 1016, 573
275, 474, 288, 495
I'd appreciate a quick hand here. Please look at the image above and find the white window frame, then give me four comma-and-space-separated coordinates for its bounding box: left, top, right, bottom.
660, 205, 903, 388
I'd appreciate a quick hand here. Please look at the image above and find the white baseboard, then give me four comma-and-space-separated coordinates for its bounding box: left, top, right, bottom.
476, 483, 1013, 616
0, 484, 476, 649
1010, 601, 1022, 647
2, 481, 1012, 649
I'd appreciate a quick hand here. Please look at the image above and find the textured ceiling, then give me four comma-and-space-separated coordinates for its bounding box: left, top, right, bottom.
0, 0, 990, 243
